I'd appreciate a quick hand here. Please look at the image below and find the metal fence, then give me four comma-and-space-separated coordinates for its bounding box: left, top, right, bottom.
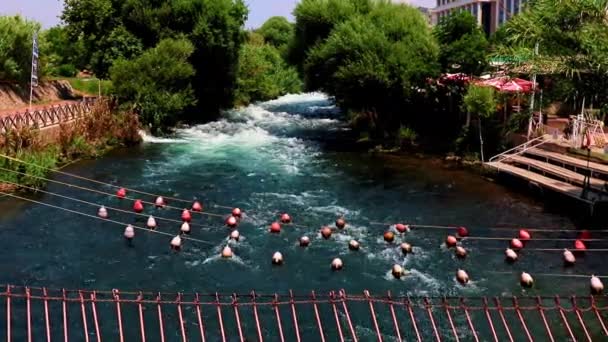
0, 98, 97, 133
2, 285, 607, 341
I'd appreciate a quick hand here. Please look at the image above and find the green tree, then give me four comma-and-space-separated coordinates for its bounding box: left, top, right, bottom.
462, 85, 497, 161
40, 26, 87, 77
290, 0, 373, 72
235, 42, 302, 105
0, 15, 41, 83
304, 3, 439, 138
110, 38, 196, 132
257, 16, 293, 56
62, 0, 248, 117
434, 11, 488, 75
498, 0, 608, 108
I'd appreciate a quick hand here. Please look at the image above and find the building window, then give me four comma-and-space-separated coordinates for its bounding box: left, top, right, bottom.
499, 0, 505, 24
473, 3, 478, 18
514, 0, 520, 14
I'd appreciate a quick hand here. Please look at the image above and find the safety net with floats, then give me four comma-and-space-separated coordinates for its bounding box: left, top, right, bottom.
2, 286, 608, 341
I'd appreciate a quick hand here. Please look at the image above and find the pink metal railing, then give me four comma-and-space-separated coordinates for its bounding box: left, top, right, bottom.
0, 98, 97, 133
2, 285, 607, 341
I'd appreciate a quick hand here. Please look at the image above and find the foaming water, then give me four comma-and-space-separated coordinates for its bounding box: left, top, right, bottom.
0, 91, 595, 305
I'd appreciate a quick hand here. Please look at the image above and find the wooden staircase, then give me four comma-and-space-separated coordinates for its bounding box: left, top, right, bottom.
486, 136, 608, 209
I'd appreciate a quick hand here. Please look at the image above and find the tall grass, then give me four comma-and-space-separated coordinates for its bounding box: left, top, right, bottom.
0, 99, 141, 191
50, 77, 113, 96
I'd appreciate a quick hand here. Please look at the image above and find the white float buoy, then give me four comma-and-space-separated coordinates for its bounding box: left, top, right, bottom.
221, 246, 233, 258
155, 196, 165, 208
123, 225, 135, 240
147, 216, 157, 229
331, 258, 343, 270
348, 240, 360, 251
563, 248, 575, 265
272, 252, 284, 265
299, 236, 311, 247
505, 248, 518, 262
400, 242, 413, 255
98, 206, 108, 218
392, 264, 405, 279
230, 230, 240, 241
520, 272, 534, 287
591, 275, 604, 294
170, 235, 182, 250
455, 246, 467, 259
180, 222, 190, 234
456, 269, 469, 284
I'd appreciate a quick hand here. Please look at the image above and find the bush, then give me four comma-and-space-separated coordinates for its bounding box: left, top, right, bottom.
399, 126, 418, 146
235, 43, 302, 105
110, 38, 196, 132
55, 64, 78, 77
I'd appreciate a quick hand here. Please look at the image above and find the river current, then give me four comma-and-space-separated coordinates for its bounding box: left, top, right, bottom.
0, 93, 604, 339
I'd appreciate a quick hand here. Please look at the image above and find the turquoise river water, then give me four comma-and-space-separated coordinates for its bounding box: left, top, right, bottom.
0, 93, 605, 340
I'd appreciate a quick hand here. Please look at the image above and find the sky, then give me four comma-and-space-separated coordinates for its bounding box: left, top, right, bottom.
0, 0, 435, 29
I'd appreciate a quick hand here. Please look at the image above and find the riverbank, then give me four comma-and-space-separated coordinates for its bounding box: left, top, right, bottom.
0, 99, 141, 191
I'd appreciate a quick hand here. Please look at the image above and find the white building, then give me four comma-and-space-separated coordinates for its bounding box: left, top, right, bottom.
432, 0, 526, 34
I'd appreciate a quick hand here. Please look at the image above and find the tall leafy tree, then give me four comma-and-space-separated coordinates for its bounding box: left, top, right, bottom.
0, 15, 41, 83
62, 0, 248, 118
290, 0, 373, 73
110, 38, 196, 132
257, 16, 294, 57
434, 11, 488, 75
305, 2, 439, 138
498, 0, 608, 108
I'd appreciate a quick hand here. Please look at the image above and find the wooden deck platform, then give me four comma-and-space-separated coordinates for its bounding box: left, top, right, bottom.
526, 148, 608, 177
485, 161, 594, 204
505, 155, 607, 192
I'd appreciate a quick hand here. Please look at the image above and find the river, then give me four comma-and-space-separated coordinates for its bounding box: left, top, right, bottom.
0, 93, 604, 339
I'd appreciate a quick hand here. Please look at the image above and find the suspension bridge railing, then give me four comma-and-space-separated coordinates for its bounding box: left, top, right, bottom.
0, 98, 97, 133
2, 285, 607, 341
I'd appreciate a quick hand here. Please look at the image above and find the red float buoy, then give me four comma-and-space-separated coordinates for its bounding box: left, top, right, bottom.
181, 209, 192, 223
510, 238, 524, 250
155, 196, 165, 208
575, 239, 587, 251
518, 229, 531, 241
192, 201, 203, 212
579, 230, 592, 240
226, 216, 238, 228
116, 188, 126, 199
395, 223, 409, 233
133, 200, 144, 213
384, 231, 395, 243
232, 208, 242, 218
270, 222, 281, 233
221, 246, 233, 258
457, 226, 469, 238
321, 226, 332, 239
445, 235, 458, 248
280, 213, 291, 224
335, 218, 346, 229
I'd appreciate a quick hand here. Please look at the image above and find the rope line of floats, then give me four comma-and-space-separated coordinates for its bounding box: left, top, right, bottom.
1, 155, 607, 293
0, 179, 222, 231
0, 191, 214, 246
